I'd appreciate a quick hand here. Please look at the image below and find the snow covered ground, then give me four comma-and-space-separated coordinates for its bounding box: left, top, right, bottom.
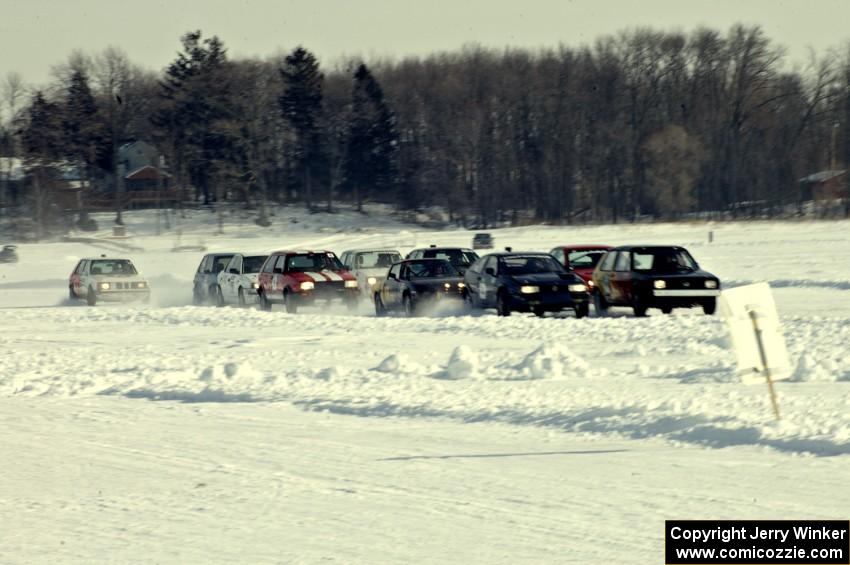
1, 207, 850, 563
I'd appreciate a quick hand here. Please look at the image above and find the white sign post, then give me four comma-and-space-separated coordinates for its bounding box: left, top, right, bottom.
719, 282, 791, 420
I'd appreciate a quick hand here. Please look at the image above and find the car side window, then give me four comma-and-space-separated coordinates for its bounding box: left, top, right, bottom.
467, 258, 482, 275
400, 264, 410, 280
389, 263, 401, 279
599, 252, 616, 272
229, 255, 242, 273
483, 256, 497, 275
75, 260, 86, 274
614, 252, 631, 272
198, 256, 208, 273
275, 255, 287, 271
261, 256, 275, 273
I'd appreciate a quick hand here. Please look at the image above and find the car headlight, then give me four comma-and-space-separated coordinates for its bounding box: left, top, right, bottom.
653, 280, 667, 289
587, 279, 595, 288
367, 276, 377, 286
568, 283, 587, 293
135, 282, 148, 289
519, 285, 539, 294
252, 282, 259, 289
705, 280, 718, 289
300, 281, 315, 291
345, 280, 358, 289
443, 282, 451, 289
98, 282, 110, 290
457, 282, 465, 289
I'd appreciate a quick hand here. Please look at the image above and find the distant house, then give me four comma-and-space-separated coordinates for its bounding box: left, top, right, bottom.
118, 141, 170, 191
799, 169, 847, 201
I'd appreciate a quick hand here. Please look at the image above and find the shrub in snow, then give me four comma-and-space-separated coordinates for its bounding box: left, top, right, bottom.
517, 342, 590, 380
443, 346, 479, 379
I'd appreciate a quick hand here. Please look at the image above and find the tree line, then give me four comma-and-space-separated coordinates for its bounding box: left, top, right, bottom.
2, 25, 850, 237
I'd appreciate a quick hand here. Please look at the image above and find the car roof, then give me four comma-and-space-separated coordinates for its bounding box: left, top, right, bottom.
269, 249, 334, 255
205, 252, 239, 257
401, 258, 452, 263
412, 246, 475, 252
342, 248, 401, 254
482, 251, 554, 258
82, 257, 133, 261
610, 245, 686, 251
551, 244, 612, 251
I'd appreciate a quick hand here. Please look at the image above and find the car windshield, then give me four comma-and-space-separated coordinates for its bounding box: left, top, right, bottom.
633, 248, 698, 273
567, 249, 608, 269
89, 259, 137, 276
406, 260, 459, 278
355, 251, 402, 269
243, 256, 267, 274
500, 255, 564, 275
286, 253, 344, 272
422, 249, 478, 266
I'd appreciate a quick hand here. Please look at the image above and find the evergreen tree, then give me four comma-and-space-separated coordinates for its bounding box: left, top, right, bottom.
279, 47, 328, 210
63, 69, 102, 228
21, 92, 64, 237
342, 64, 399, 210
154, 31, 236, 206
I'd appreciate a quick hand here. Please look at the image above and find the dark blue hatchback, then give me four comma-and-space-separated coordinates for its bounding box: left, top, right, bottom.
462, 252, 590, 317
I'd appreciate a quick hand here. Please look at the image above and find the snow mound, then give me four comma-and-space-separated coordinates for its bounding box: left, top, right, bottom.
516, 342, 590, 380
374, 354, 413, 374
441, 346, 479, 380
791, 353, 837, 382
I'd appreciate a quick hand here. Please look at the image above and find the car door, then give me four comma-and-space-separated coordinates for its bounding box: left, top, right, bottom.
223, 255, 241, 300
381, 263, 403, 309
611, 251, 633, 304
596, 252, 617, 302
71, 260, 87, 295
272, 255, 288, 294
478, 256, 499, 306
258, 255, 275, 294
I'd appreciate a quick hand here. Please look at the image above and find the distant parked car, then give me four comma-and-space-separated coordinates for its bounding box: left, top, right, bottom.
405, 246, 479, 275
69, 257, 150, 306
472, 233, 494, 250
463, 251, 590, 318
213, 253, 268, 307
256, 250, 359, 313
374, 258, 465, 316
549, 245, 613, 287
339, 248, 403, 301
0, 244, 18, 263
193, 252, 237, 305
591, 245, 720, 317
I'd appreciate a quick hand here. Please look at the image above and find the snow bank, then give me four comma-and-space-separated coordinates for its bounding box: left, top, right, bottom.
515, 342, 589, 380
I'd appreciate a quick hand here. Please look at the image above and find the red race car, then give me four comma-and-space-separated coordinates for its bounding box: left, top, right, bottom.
549, 245, 613, 288
257, 250, 359, 313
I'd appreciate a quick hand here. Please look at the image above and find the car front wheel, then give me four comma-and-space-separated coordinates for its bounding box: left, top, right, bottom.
402, 294, 417, 317
283, 290, 298, 314
86, 286, 97, 306
575, 303, 589, 319
632, 294, 648, 317
375, 295, 387, 317
702, 298, 717, 316
593, 290, 608, 316
258, 291, 271, 311
237, 288, 246, 307
496, 290, 511, 317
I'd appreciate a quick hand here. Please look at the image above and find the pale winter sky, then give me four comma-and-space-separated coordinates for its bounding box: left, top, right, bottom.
1, 0, 849, 88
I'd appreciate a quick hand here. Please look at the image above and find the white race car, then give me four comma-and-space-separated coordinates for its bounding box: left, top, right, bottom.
213, 253, 268, 307
69, 257, 150, 306
339, 248, 403, 301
